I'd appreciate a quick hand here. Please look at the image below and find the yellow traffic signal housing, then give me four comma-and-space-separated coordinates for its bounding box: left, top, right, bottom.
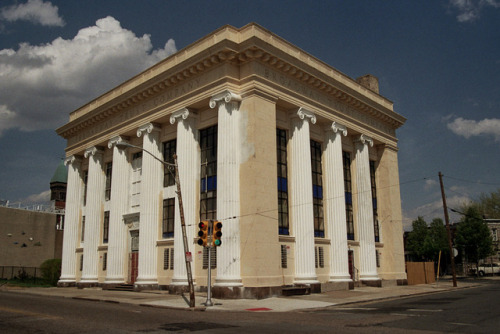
213, 221, 222, 247
197, 221, 208, 246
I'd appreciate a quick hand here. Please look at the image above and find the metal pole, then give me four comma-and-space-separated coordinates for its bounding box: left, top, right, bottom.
173, 154, 195, 307
205, 220, 214, 306
439, 172, 457, 287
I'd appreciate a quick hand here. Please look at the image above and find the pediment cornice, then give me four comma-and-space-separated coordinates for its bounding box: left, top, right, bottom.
57, 25, 405, 140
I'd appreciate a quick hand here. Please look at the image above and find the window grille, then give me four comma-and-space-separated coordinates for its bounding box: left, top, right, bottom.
202, 247, 216, 269
280, 245, 287, 268
103, 211, 109, 243
81, 216, 85, 242
164, 248, 175, 270
370, 160, 380, 242
376, 250, 380, 268
200, 126, 217, 220
80, 254, 83, 271
162, 198, 175, 238
311, 140, 324, 238
343, 151, 354, 240
277, 128, 289, 235
163, 139, 177, 187
83, 170, 88, 206
105, 162, 112, 200
315, 247, 325, 268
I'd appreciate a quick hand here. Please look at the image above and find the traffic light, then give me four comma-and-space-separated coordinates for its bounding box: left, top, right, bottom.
213, 221, 222, 247
198, 221, 208, 246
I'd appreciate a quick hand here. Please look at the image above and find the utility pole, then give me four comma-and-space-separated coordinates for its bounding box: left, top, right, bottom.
439, 171, 457, 287
173, 154, 195, 307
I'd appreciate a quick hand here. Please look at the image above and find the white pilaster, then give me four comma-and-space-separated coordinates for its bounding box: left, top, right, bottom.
210, 90, 243, 287
169, 108, 198, 286
59, 155, 83, 285
354, 134, 379, 281
105, 136, 130, 284
289, 107, 319, 284
80, 146, 105, 284
324, 122, 352, 282
136, 123, 162, 286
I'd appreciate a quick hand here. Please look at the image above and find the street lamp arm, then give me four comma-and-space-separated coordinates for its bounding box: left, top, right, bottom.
115, 142, 175, 167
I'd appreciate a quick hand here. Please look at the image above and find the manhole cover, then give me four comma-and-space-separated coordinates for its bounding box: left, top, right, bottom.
159, 321, 237, 332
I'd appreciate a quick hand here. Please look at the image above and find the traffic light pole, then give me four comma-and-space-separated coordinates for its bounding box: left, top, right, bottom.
205, 220, 214, 307
173, 155, 196, 307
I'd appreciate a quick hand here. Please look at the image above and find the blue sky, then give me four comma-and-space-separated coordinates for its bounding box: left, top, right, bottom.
0, 0, 499, 229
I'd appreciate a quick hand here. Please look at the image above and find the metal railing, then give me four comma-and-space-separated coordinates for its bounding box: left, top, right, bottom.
0, 266, 43, 283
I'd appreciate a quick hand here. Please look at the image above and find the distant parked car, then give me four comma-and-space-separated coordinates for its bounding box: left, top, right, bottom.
477, 263, 500, 276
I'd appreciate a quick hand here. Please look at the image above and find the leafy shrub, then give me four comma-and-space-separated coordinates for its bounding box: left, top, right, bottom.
40, 259, 62, 286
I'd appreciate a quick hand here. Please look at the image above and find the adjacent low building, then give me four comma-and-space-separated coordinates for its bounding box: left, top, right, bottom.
56, 23, 407, 298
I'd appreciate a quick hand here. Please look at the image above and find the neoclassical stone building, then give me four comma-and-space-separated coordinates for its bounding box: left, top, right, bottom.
56, 23, 407, 297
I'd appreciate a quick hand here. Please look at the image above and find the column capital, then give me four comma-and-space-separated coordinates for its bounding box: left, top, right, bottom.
64, 155, 82, 166
295, 107, 316, 124
355, 134, 374, 147
108, 135, 129, 149
209, 90, 242, 109
169, 108, 196, 125
84, 146, 104, 158
137, 123, 161, 137
326, 121, 347, 136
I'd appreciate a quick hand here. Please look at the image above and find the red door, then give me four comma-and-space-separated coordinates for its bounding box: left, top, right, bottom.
129, 252, 139, 284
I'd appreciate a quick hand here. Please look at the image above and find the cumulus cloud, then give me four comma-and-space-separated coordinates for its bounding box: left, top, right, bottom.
447, 117, 500, 141
448, 0, 500, 22
0, 16, 177, 136
0, 0, 64, 27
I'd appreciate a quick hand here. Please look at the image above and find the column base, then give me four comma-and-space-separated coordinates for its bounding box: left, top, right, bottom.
57, 279, 76, 287
104, 277, 126, 284
214, 278, 243, 287
293, 276, 319, 285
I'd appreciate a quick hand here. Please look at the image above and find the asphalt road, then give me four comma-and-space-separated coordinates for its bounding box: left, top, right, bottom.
0, 280, 498, 333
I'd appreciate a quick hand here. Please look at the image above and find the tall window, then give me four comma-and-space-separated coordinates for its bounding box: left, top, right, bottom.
105, 162, 112, 201
277, 129, 289, 235
103, 211, 109, 243
343, 151, 354, 240
163, 139, 176, 187
83, 170, 88, 206
200, 126, 217, 220
162, 198, 175, 238
370, 160, 380, 242
311, 140, 324, 237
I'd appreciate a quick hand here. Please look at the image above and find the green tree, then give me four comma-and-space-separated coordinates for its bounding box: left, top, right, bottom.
455, 205, 493, 271
422, 218, 449, 261
478, 188, 500, 218
406, 216, 428, 260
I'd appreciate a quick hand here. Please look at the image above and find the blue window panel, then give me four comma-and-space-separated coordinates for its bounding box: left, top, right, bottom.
314, 231, 325, 238
201, 178, 206, 192
163, 232, 174, 238
313, 185, 323, 199
375, 236, 379, 243
345, 192, 352, 204
347, 233, 355, 240
372, 198, 377, 209
277, 177, 288, 192
279, 227, 289, 235
207, 176, 217, 191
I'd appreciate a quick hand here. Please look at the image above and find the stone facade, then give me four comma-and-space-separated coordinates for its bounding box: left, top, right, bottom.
56, 23, 407, 297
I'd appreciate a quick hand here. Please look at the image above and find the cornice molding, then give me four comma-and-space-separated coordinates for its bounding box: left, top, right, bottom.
209, 90, 242, 109
137, 123, 161, 138
84, 146, 104, 158
169, 108, 196, 125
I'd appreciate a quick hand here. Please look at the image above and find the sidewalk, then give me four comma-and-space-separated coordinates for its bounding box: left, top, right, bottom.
1, 278, 483, 312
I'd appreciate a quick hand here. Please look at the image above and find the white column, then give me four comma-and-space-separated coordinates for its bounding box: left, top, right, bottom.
136, 123, 162, 287
105, 136, 130, 284
58, 155, 83, 285
169, 108, 198, 286
210, 90, 243, 287
354, 134, 379, 281
324, 122, 352, 282
81, 146, 105, 284
289, 107, 319, 284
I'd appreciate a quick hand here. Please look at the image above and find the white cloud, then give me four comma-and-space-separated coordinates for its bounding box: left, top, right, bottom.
0, 16, 177, 136
24, 189, 50, 204
0, 0, 64, 27
424, 179, 438, 190
448, 0, 500, 22
447, 117, 500, 141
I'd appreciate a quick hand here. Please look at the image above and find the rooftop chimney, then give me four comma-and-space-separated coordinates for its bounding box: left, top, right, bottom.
356, 74, 379, 94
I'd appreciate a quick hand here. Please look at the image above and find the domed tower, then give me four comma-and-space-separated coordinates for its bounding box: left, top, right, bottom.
50, 159, 68, 211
